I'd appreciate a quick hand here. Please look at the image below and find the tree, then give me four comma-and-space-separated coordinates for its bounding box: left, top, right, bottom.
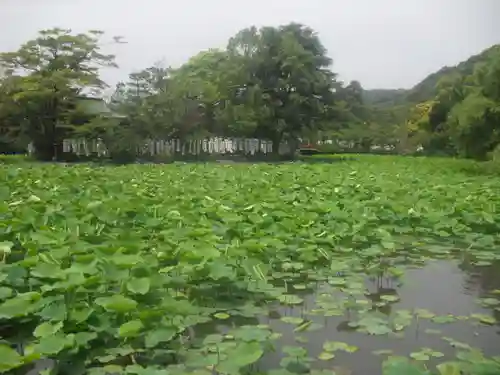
0, 75, 31, 153
407, 46, 500, 159
447, 53, 500, 159
170, 48, 264, 139
227, 23, 338, 155
0, 28, 121, 160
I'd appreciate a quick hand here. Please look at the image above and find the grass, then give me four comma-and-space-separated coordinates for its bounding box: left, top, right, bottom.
0, 155, 499, 375
0, 154, 33, 164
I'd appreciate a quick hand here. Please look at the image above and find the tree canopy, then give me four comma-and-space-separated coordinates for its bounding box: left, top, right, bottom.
405, 45, 500, 159
1, 26, 499, 161
0, 28, 120, 160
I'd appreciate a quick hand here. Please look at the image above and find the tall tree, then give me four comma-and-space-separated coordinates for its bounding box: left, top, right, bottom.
227, 23, 338, 155
0, 28, 120, 160
407, 46, 500, 159
447, 54, 500, 159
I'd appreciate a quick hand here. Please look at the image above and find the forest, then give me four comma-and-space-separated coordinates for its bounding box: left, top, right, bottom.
0, 25, 499, 161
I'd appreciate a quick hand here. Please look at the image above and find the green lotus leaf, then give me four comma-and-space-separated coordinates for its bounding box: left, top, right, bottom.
118, 320, 144, 337
126, 277, 151, 295
0, 344, 23, 371
34, 321, 63, 338
95, 295, 138, 313
318, 352, 335, 361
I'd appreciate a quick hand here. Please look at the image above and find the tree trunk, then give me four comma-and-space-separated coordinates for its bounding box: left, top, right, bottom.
271, 134, 282, 157
287, 137, 300, 159
33, 137, 55, 161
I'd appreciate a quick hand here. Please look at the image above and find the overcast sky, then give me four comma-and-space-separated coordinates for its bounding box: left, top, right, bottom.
1, 0, 499, 90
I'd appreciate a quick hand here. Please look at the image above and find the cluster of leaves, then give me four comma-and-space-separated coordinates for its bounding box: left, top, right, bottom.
0, 24, 414, 162
2, 27, 499, 161
0, 28, 122, 161
0, 24, 350, 161
1, 156, 500, 374
106, 23, 344, 158
404, 45, 500, 159
323, 81, 408, 153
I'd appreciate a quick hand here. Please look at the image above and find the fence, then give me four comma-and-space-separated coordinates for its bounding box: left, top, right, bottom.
27, 137, 403, 158
59, 137, 292, 157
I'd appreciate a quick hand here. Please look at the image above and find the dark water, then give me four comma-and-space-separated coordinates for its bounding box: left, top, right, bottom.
201, 260, 500, 375
256, 260, 500, 375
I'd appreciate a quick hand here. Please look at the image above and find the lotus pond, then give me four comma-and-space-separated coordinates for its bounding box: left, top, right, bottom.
0, 156, 499, 375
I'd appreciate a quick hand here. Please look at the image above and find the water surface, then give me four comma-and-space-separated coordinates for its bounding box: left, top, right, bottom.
205, 259, 500, 375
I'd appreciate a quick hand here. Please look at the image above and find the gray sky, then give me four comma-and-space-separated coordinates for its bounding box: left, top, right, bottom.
1, 0, 499, 90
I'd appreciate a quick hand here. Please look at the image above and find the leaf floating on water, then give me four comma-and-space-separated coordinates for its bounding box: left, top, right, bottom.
231, 325, 271, 342
478, 298, 500, 307
293, 320, 312, 332
365, 325, 392, 335
470, 313, 496, 325
217, 342, 264, 372
431, 351, 444, 358
414, 309, 435, 319
202, 333, 224, 345
436, 362, 462, 375
411, 348, 445, 361
432, 315, 456, 324
354, 313, 393, 335
214, 312, 231, 320
474, 261, 492, 267
323, 341, 358, 353
282, 345, 307, 358
278, 294, 303, 305
380, 295, 400, 302
372, 349, 393, 356
270, 332, 283, 340
318, 352, 335, 361
410, 352, 430, 361
328, 278, 347, 286
280, 316, 304, 325
383, 356, 430, 375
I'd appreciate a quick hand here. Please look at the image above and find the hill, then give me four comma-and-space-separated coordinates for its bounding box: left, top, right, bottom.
363, 44, 500, 106
406, 44, 500, 103
361, 88, 407, 107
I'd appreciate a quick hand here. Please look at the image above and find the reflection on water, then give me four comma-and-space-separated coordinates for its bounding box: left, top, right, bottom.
204, 260, 500, 375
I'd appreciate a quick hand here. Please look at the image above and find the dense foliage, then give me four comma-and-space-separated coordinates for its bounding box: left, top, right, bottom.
0, 29, 121, 160
0, 25, 346, 160
389, 45, 500, 159
1, 156, 500, 374
3, 27, 498, 161
1, 27, 499, 160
